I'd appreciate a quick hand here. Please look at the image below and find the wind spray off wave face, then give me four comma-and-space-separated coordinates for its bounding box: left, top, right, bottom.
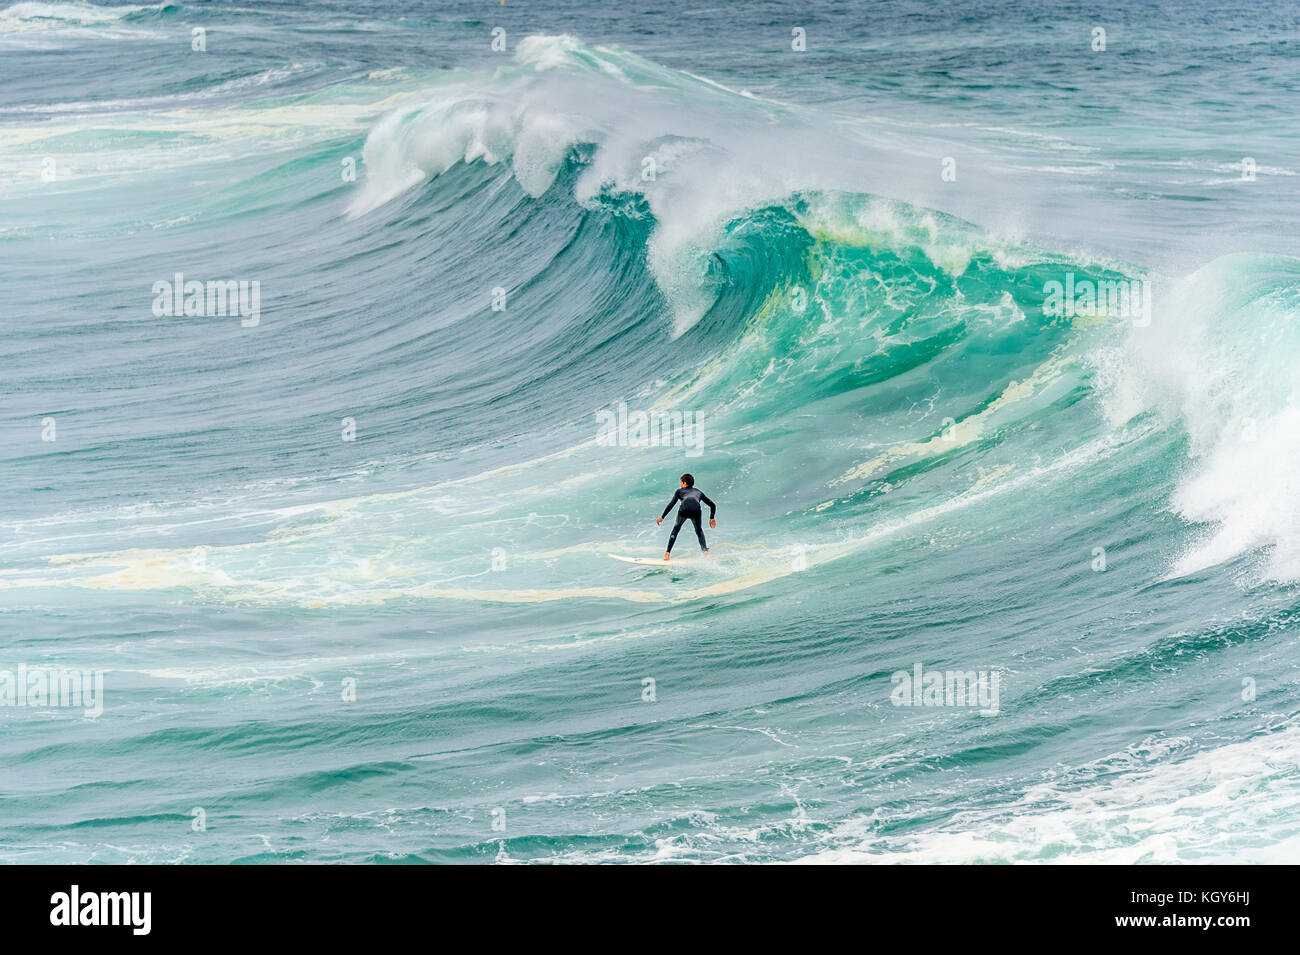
1, 0, 1299, 864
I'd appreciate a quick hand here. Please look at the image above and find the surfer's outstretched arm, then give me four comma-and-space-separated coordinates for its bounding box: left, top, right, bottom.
658, 488, 683, 523
701, 491, 717, 527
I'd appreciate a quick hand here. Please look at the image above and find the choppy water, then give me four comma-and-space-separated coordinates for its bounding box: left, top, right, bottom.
2, 0, 1299, 863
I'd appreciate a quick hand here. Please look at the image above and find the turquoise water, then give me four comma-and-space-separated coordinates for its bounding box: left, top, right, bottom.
2, 0, 1299, 863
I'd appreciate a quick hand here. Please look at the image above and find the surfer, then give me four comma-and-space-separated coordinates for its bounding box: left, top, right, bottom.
656, 473, 716, 560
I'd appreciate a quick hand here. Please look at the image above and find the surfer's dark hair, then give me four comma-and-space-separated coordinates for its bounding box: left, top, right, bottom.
680, 473, 694, 486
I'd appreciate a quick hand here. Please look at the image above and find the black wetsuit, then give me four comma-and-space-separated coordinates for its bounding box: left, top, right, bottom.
660, 486, 716, 554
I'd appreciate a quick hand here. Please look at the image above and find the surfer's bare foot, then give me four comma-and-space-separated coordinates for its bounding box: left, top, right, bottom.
664, 552, 671, 561
703, 550, 709, 557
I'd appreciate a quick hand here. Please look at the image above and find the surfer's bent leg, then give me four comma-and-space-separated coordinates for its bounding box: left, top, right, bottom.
666, 512, 688, 554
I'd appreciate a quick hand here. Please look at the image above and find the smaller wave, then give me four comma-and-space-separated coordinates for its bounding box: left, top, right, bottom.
0, 1, 172, 29
0, 62, 321, 115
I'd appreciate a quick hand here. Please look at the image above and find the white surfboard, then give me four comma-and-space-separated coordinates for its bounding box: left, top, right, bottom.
608, 553, 703, 566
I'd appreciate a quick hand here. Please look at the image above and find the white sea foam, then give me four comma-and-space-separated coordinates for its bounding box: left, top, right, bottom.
794, 724, 1300, 864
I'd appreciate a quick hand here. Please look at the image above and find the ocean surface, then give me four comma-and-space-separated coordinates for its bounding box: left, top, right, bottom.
2, 0, 1299, 863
